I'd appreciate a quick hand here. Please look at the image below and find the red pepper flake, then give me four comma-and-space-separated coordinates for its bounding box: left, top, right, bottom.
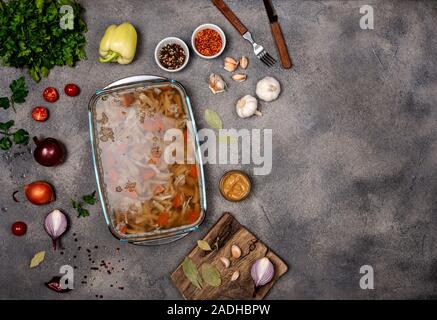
195, 29, 222, 56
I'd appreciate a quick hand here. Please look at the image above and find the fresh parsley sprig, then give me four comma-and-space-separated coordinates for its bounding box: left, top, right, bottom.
71, 191, 97, 218
0, 76, 29, 112
0, 120, 29, 150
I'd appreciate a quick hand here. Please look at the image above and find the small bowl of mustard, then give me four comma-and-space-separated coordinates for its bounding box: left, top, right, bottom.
219, 170, 252, 202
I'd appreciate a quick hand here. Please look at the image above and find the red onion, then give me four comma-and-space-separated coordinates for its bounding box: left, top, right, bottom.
251, 257, 275, 287
33, 137, 65, 167
44, 209, 68, 250
45, 276, 71, 293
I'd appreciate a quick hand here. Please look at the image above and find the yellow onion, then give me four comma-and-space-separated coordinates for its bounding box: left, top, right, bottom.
24, 181, 55, 205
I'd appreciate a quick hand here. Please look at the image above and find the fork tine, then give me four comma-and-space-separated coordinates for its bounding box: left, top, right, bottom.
261, 55, 273, 67
264, 52, 276, 65
258, 50, 275, 67
259, 51, 274, 67
258, 51, 270, 66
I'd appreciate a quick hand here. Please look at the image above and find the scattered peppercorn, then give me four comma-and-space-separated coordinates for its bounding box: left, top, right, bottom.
159, 43, 186, 70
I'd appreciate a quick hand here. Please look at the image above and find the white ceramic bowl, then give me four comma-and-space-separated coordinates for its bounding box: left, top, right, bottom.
191, 23, 226, 59
154, 37, 190, 72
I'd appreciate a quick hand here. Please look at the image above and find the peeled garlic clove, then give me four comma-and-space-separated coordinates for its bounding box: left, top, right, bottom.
231, 244, 241, 259
240, 56, 248, 69
224, 57, 238, 72
220, 257, 230, 268
208, 73, 227, 94
231, 270, 240, 281
231, 74, 247, 82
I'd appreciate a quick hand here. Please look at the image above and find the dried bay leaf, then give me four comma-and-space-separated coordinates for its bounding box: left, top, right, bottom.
201, 263, 221, 287
204, 109, 223, 130
182, 257, 202, 289
30, 251, 45, 268
197, 240, 212, 251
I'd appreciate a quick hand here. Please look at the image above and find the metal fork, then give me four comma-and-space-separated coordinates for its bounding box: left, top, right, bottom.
212, 0, 276, 67
242, 31, 276, 67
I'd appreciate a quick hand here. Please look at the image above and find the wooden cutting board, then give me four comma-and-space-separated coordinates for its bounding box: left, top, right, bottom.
171, 212, 288, 300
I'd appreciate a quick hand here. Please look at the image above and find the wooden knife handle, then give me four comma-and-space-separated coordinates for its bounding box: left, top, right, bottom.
271, 21, 292, 69
212, 0, 248, 35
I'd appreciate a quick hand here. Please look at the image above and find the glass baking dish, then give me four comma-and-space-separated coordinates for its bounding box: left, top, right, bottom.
88, 75, 206, 245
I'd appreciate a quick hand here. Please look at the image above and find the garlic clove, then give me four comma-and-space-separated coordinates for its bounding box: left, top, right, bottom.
220, 257, 230, 268
224, 57, 238, 72
231, 74, 247, 82
239, 56, 248, 69
208, 73, 227, 94
231, 270, 240, 281
231, 244, 241, 259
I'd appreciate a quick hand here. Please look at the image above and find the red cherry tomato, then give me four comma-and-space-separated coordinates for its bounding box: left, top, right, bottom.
43, 87, 59, 103
32, 106, 49, 122
11, 221, 27, 236
64, 83, 80, 97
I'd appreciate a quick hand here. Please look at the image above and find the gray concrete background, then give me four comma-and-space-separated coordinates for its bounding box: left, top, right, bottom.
1, 0, 437, 299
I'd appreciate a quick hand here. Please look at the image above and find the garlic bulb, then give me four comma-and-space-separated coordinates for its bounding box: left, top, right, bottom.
208, 73, 227, 94
256, 76, 281, 102
236, 95, 262, 118
251, 257, 275, 287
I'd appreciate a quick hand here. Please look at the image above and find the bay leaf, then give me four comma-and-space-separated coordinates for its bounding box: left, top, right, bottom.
30, 251, 45, 268
204, 109, 223, 130
197, 240, 212, 251
182, 257, 202, 289
201, 263, 221, 287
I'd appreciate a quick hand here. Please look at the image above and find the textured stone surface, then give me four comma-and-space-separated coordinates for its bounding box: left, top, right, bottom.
1, 0, 437, 299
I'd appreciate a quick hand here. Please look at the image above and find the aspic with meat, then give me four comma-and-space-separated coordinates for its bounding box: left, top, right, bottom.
94, 85, 201, 236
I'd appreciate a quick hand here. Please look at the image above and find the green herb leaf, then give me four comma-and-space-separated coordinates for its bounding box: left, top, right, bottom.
200, 263, 221, 287
0, 120, 14, 131
0, 0, 87, 82
197, 240, 212, 251
9, 76, 28, 104
0, 97, 10, 110
204, 109, 223, 130
181, 257, 202, 289
12, 128, 29, 145
0, 137, 12, 150
82, 191, 97, 205
71, 199, 90, 218
30, 251, 45, 268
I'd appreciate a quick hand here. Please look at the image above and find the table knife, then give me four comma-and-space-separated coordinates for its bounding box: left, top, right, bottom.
263, 0, 292, 69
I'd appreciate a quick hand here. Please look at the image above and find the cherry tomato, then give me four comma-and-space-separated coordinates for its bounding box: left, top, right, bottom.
64, 83, 80, 97
31, 106, 49, 122
11, 221, 27, 236
43, 87, 59, 103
